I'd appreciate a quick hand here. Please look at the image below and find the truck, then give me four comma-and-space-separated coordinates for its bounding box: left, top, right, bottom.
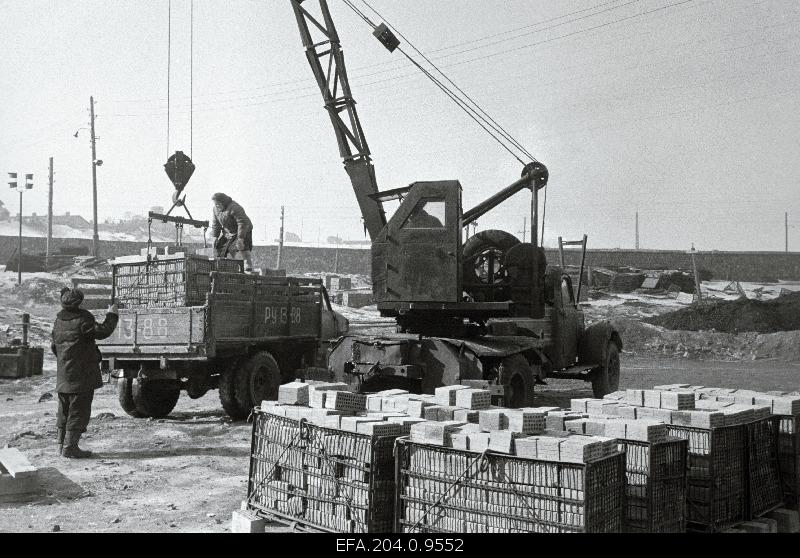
98, 253, 348, 419
291, 0, 622, 406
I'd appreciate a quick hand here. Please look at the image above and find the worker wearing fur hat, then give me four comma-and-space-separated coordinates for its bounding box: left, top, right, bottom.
50, 288, 119, 458
210, 192, 254, 272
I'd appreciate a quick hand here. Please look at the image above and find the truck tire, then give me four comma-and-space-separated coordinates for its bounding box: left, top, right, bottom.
131, 379, 181, 419
235, 351, 281, 415
219, 359, 247, 420
117, 377, 147, 418
591, 342, 621, 398
463, 230, 520, 301
498, 354, 535, 408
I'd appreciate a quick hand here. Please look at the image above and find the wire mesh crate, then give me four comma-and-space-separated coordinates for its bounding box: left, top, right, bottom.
114, 256, 243, 308
618, 437, 687, 533
666, 423, 747, 531
394, 438, 626, 533
777, 415, 800, 509
246, 410, 397, 533
746, 416, 783, 518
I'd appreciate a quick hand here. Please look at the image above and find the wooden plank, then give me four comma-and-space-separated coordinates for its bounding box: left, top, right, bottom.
0, 448, 36, 478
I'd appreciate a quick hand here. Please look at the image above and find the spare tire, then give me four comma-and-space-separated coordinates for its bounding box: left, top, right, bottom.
462, 230, 521, 301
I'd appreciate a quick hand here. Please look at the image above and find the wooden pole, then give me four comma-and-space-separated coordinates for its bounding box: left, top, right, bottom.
90, 96, 99, 258
277, 205, 285, 269
690, 245, 702, 303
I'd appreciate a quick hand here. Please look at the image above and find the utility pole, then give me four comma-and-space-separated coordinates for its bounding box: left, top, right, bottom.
635, 211, 640, 249
7, 172, 33, 285
277, 205, 285, 269
46, 157, 53, 271
786, 212, 789, 253
90, 96, 99, 257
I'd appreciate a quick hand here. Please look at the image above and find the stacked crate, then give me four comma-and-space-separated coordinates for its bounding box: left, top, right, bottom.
567, 399, 688, 533
114, 255, 243, 308
247, 383, 397, 533
680, 387, 800, 511
395, 439, 626, 533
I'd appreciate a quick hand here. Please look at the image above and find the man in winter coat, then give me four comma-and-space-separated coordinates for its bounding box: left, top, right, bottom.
210, 192, 254, 272
51, 287, 119, 458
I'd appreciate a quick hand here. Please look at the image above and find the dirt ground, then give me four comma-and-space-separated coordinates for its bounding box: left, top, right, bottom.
1, 354, 798, 533
2, 271, 799, 532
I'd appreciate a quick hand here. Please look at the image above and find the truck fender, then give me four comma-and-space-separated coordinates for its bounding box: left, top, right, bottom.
577, 321, 622, 367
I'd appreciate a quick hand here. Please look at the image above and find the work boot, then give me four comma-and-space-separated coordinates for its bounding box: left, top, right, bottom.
57, 427, 65, 455
62, 430, 93, 459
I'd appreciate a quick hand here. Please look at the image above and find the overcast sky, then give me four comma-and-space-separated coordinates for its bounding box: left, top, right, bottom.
1, 0, 798, 250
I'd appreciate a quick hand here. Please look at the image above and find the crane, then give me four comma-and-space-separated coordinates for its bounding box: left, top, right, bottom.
289, 0, 623, 404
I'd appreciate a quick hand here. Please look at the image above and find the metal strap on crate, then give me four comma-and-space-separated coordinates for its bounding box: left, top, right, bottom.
246, 419, 309, 507
405, 449, 551, 534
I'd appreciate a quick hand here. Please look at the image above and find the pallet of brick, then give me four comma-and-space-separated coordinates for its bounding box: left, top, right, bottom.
278, 382, 310, 405
247, 408, 397, 533
394, 437, 626, 533
665, 422, 748, 531
745, 416, 784, 518
617, 437, 688, 533
777, 414, 800, 509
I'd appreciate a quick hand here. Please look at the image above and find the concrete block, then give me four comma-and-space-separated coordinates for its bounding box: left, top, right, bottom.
506, 410, 546, 434
478, 409, 508, 431
324, 391, 366, 413
514, 437, 538, 459
467, 432, 491, 452
625, 389, 645, 406
643, 390, 662, 409
407, 399, 436, 418
766, 508, 800, 533
571, 398, 593, 413
488, 431, 526, 454
452, 408, 479, 423
660, 391, 695, 410
231, 510, 266, 533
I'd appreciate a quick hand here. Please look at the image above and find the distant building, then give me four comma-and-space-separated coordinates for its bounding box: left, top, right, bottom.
284, 231, 301, 243
0, 200, 9, 221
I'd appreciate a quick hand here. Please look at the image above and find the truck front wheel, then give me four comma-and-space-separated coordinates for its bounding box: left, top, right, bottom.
498, 354, 535, 408
131, 379, 181, 418
235, 351, 281, 414
219, 358, 246, 420
591, 342, 621, 398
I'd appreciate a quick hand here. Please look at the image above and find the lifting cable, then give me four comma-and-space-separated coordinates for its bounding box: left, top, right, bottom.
166, 0, 171, 158
166, 0, 195, 158
342, 0, 549, 239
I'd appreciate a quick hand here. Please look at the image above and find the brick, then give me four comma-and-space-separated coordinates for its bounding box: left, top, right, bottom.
559, 437, 603, 463
435, 385, 469, 407
454, 388, 491, 410
624, 420, 667, 443
616, 406, 638, 419
423, 405, 445, 421
659, 391, 695, 410
450, 433, 470, 451
437, 406, 460, 422
584, 419, 610, 437
670, 410, 693, 426
467, 432, 491, 452
564, 419, 587, 435
453, 408, 479, 423
647, 408, 674, 423
535, 437, 563, 461
604, 420, 627, 440
506, 410, 546, 434
407, 399, 436, 418
643, 390, 662, 409
324, 391, 366, 413
278, 382, 309, 405
478, 409, 508, 431
625, 390, 645, 406
231, 509, 266, 533
585, 399, 607, 415
514, 437, 538, 459
340, 417, 382, 433
772, 396, 800, 416
357, 421, 402, 437
366, 394, 384, 411
571, 398, 593, 413
689, 410, 725, 429
488, 431, 527, 454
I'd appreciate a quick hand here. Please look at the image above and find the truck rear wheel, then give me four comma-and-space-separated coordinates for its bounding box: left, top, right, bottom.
591, 342, 621, 398
219, 359, 247, 420
235, 351, 281, 415
131, 379, 181, 418
117, 377, 146, 418
498, 354, 535, 408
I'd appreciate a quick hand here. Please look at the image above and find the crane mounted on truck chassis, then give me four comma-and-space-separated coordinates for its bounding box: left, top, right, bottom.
290, 0, 622, 405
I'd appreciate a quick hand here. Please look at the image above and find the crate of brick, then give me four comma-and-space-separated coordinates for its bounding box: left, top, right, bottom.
394, 435, 626, 533
665, 421, 748, 531
454, 388, 491, 410
617, 437, 688, 533
247, 407, 398, 533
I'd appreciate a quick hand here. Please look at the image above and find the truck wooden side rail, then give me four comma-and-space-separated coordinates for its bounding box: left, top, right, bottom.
99, 265, 348, 420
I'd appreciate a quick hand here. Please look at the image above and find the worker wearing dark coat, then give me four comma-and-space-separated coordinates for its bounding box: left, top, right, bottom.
51, 288, 118, 458
211, 192, 254, 272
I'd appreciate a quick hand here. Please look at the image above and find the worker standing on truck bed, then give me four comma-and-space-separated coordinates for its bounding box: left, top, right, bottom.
211, 192, 254, 272
51, 288, 119, 458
